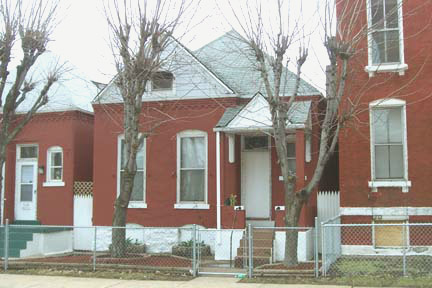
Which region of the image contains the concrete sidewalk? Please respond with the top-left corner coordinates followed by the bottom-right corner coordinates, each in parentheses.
top-left (0, 274), bottom-right (351, 288)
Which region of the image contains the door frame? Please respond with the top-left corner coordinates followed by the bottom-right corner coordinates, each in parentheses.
top-left (14, 144), bottom-right (39, 221)
top-left (240, 135), bottom-right (272, 219)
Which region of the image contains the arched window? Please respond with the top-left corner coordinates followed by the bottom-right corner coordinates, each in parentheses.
top-left (44, 146), bottom-right (64, 186)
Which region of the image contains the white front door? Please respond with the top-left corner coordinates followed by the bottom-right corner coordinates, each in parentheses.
top-left (241, 136), bottom-right (271, 219)
top-left (15, 162), bottom-right (38, 220)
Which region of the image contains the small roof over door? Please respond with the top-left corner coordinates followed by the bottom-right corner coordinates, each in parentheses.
top-left (215, 93), bottom-right (311, 133)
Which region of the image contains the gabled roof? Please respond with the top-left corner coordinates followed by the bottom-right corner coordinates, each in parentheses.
top-left (195, 30), bottom-right (320, 98)
top-left (2, 52), bottom-right (97, 114)
top-left (215, 93), bottom-right (312, 132)
top-left (94, 36), bottom-right (235, 104)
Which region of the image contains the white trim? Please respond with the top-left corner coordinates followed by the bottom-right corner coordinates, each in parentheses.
top-left (340, 207), bottom-right (432, 216)
top-left (368, 180), bottom-right (411, 192)
top-left (216, 131), bottom-right (221, 230)
top-left (369, 98), bottom-right (409, 192)
top-left (176, 130), bottom-right (208, 205)
top-left (42, 181), bottom-right (65, 187)
top-left (213, 124), bottom-right (305, 133)
top-left (117, 135), bottom-right (147, 207)
top-left (46, 146), bottom-right (64, 184)
top-left (366, 0), bottom-right (406, 77)
top-left (228, 134), bottom-right (235, 163)
top-left (128, 202), bottom-right (148, 209)
top-left (174, 203), bottom-right (210, 210)
top-left (16, 144), bottom-right (38, 161)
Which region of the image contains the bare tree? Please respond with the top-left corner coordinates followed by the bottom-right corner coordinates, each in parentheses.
top-left (104, 0), bottom-right (191, 257)
top-left (0, 0), bottom-right (60, 224)
top-left (223, 0), bottom-right (381, 265)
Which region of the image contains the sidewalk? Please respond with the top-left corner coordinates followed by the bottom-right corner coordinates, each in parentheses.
top-left (0, 274), bottom-right (350, 288)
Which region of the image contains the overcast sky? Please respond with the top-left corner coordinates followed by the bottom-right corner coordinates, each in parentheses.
top-left (47, 0), bottom-right (329, 92)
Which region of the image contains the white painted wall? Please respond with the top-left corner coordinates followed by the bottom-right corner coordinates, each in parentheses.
top-left (342, 245), bottom-right (432, 256)
top-left (20, 231), bottom-right (73, 258)
top-left (274, 230), bottom-right (314, 262)
top-left (73, 195), bottom-right (93, 250)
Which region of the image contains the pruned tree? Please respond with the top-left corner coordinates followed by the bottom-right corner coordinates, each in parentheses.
top-left (0, 0), bottom-right (60, 224)
top-left (104, 0), bottom-right (190, 257)
top-left (223, 0), bottom-right (390, 266)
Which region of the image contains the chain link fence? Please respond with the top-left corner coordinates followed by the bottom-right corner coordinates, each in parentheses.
top-left (322, 220), bottom-right (432, 277)
top-left (4, 219), bottom-right (432, 278)
top-left (1, 221), bottom-right (194, 273)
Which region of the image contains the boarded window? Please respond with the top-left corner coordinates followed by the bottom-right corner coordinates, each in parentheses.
top-left (374, 220), bottom-right (406, 247)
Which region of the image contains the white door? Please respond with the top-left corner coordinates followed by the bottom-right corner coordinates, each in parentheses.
top-left (15, 162), bottom-right (38, 220)
top-left (241, 147), bottom-right (271, 218)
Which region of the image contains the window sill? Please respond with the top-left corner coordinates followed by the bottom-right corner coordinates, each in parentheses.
top-left (365, 63), bottom-right (408, 77)
top-left (368, 180), bottom-right (411, 193)
top-left (174, 203), bottom-right (209, 210)
top-left (128, 202), bottom-right (147, 209)
top-left (42, 181), bottom-right (65, 187)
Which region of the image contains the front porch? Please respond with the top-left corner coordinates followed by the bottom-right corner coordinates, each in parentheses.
top-left (214, 94), bottom-right (315, 230)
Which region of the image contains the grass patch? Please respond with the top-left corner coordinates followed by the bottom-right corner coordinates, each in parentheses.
top-left (329, 256), bottom-right (432, 277)
top-left (0, 268), bottom-right (193, 281)
top-left (241, 276), bottom-right (432, 287)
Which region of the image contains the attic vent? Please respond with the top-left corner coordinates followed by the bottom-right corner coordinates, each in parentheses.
top-left (152, 71), bottom-right (174, 91)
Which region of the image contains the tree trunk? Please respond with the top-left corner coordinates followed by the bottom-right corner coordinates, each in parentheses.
top-left (283, 195), bottom-right (303, 266)
top-left (111, 170), bottom-right (135, 257)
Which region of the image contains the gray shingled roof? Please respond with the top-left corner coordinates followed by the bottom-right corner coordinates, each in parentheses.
top-left (215, 106), bottom-right (244, 127)
top-left (195, 30), bottom-right (320, 98)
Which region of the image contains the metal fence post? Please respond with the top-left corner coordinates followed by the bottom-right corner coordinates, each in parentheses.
top-left (93, 226), bottom-right (97, 271)
top-left (247, 224), bottom-right (253, 278)
top-left (192, 224), bottom-right (197, 277)
top-left (321, 222), bottom-right (326, 277)
top-left (3, 219), bottom-right (9, 271)
top-left (402, 223), bottom-right (407, 277)
top-left (314, 217), bottom-right (319, 278)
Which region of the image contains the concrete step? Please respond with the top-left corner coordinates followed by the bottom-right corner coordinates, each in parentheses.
top-left (239, 238), bottom-right (273, 248)
top-left (0, 247), bottom-right (21, 258)
top-left (234, 255), bottom-right (272, 268)
top-left (237, 247), bottom-right (272, 257)
top-left (0, 239), bottom-right (28, 250)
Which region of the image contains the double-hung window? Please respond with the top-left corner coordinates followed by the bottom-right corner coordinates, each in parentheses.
top-left (175, 130), bottom-right (208, 209)
top-left (118, 136), bottom-right (146, 208)
top-left (369, 99), bottom-right (410, 192)
top-left (366, 0), bottom-right (407, 75)
top-left (43, 146), bottom-right (64, 187)
top-left (287, 143), bottom-right (296, 174)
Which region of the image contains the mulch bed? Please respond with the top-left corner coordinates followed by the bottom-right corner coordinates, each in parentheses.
top-left (15, 254), bottom-right (191, 268)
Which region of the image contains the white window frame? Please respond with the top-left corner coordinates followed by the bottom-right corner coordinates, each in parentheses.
top-left (117, 135), bottom-right (147, 208)
top-left (145, 71), bottom-right (176, 99)
top-left (369, 98), bottom-right (410, 192)
top-left (16, 144), bottom-right (38, 161)
top-left (287, 142), bottom-right (296, 175)
top-left (365, 0), bottom-right (407, 76)
top-left (175, 130), bottom-right (209, 210)
top-left (43, 146), bottom-right (65, 187)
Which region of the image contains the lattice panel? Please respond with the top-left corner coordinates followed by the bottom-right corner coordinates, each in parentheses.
top-left (73, 181), bottom-right (93, 196)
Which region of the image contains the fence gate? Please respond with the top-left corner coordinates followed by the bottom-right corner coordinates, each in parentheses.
top-left (196, 228), bottom-right (248, 276)
top-left (317, 191), bottom-right (340, 253)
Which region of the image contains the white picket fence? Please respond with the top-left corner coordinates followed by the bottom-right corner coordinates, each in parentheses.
top-left (317, 191), bottom-right (340, 253)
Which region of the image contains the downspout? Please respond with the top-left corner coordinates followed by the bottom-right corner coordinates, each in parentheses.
top-left (1, 163), bottom-right (4, 225)
top-left (216, 131), bottom-right (221, 230)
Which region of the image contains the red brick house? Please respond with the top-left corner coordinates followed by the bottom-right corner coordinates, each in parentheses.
top-left (92, 31), bottom-right (323, 229)
top-left (1, 53), bottom-right (96, 225)
top-left (338, 0), bottom-right (432, 246)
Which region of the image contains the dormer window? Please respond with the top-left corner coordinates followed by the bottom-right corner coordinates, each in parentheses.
top-left (151, 71), bottom-right (174, 91)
